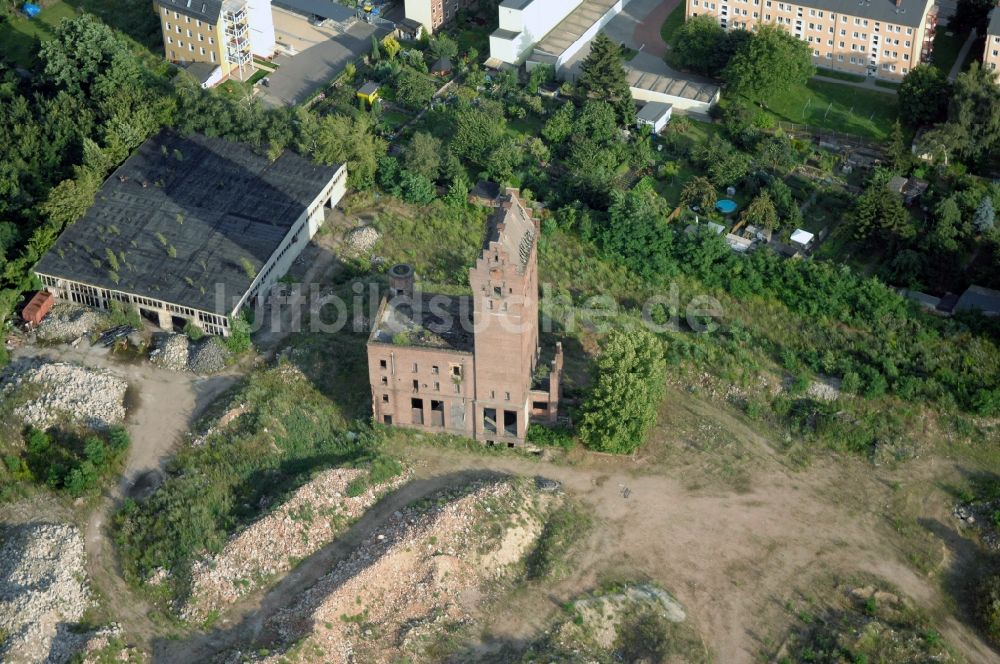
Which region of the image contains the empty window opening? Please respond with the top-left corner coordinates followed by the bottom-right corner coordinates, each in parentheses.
top-left (503, 410), bottom-right (517, 437)
top-left (411, 398), bottom-right (424, 425)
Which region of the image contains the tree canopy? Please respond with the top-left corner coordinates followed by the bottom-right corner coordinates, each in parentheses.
top-left (579, 328), bottom-right (667, 454)
top-left (724, 25), bottom-right (814, 102)
top-left (577, 32), bottom-right (635, 125)
top-left (898, 64), bottom-right (951, 128)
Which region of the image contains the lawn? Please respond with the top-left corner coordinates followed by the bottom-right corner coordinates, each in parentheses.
top-left (0, 1), bottom-right (78, 68)
top-left (751, 79), bottom-right (898, 140)
top-left (932, 30), bottom-right (964, 73)
top-left (660, 3), bottom-right (685, 47)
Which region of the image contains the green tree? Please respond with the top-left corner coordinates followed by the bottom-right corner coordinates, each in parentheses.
top-left (579, 328), bottom-right (666, 454)
top-left (39, 14), bottom-right (131, 96)
top-left (450, 100), bottom-right (508, 170)
top-left (371, 34), bottom-right (381, 61)
top-left (755, 134), bottom-right (795, 173)
top-left (937, 63), bottom-right (1000, 165)
top-left (851, 169), bottom-right (912, 243)
top-left (692, 134), bottom-right (751, 186)
top-left (898, 64), bottom-right (951, 128)
top-left (952, 0), bottom-right (995, 32)
top-left (403, 131), bottom-right (442, 181)
top-left (680, 176), bottom-right (717, 211)
top-left (577, 32), bottom-right (635, 125)
top-left (307, 114), bottom-right (387, 189)
top-left (887, 120), bottom-right (910, 172)
top-left (766, 178), bottom-right (802, 227)
top-left (600, 187), bottom-right (676, 278)
top-left (928, 196), bottom-right (962, 252)
top-left (542, 102), bottom-right (575, 144)
top-left (724, 25), bottom-right (814, 103)
top-left (742, 191), bottom-right (778, 230)
top-left (429, 34), bottom-right (458, 61)
top-left (975, 196), bottom-right (995, 233)
top-left (669, 15), bottom-right (728, 76)
top-left (394, 68), bottom-right (436, 110)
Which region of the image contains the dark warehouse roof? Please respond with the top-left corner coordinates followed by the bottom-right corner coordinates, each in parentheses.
top-left (35, 130), bottom-right (342, 315)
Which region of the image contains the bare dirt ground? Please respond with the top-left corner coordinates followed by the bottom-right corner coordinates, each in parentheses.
top-left (8, 326), bottom-right (996, 662)
top-left (126, 387), bottom-right (997, 663)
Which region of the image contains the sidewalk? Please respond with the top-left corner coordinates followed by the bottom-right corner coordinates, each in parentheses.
top-left (813, 74), bottom-right (897, 94)
top-left (949, 28), bottom-right (977, 80)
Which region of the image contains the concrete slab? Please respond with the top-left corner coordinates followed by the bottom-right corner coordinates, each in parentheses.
top-left (260, 21), bottom-right (386, 107)
top-left (601, 0), bottom-right (670, 52)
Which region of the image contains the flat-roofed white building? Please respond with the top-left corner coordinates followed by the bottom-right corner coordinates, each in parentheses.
top-left (489, 0), bottom-right (583, 65)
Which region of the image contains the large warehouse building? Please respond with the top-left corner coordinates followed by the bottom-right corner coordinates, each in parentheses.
top-left (35, 130), bottom-right (346, 336)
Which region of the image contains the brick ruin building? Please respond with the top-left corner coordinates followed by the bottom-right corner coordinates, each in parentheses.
top-left (366, 189), bottom-right (563, 446)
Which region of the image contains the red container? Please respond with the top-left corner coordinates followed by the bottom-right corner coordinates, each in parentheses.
top-left (21, 291), bottom-right (54, 326)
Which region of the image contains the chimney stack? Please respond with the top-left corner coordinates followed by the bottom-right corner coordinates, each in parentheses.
top-left (388, 263), bottom-right (415, 299)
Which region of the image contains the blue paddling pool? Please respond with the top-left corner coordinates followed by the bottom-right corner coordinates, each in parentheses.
top-left (716, 199), bottom-right (738, 214)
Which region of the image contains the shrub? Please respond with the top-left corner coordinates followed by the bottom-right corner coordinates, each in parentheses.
top-left (979, 572), bottom-right (1000, 644)
top-left (526, 423), bottom-right (575, 449)
top-left (224, 312), bottom-right (253, 354)
top-left (183, 320), bottom-right (205, 341)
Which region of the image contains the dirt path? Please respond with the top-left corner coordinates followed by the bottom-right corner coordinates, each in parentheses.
top-left (12, 342), bottom-right (243, 647)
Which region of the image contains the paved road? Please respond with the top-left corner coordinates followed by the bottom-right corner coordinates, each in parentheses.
top-left (601, 0), bottom-right (676, 56)
top-left (260, 21), bottom-right (387, 108)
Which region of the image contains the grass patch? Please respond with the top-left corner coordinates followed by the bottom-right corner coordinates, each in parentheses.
top-left (525, 500), bottom-right (592, 580)
top-left (776, 575), bottom-right (960, 663)
top-left (0, 1), bottom-right (78, 68)
top-left (368, 200), bottom-right (487, 290)
top-left (747, 78), bottom-right (898, 140)
top-left (932, 30), bottom-right (964, 73)
top-left (660, 2), bottom-right (686, 47)
top-left (814, 67), bottom-right (866, 83)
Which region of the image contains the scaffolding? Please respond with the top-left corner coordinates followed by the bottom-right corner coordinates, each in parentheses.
top-left (222, 0), bottom-right (252, 77)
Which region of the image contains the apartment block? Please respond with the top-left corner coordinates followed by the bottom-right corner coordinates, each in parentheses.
top-left (985, 8), bottom-right (1000, 72)
top-left (155, 0), bottom-right (275, 85)
top-left (404, 0), bottom-right (475, 35)
top-left (685, 0), bottom-right (938, 80)
top-left (367, 191), bottom-right (563, 447)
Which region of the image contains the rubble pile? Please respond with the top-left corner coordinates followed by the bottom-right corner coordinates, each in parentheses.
top-left (1, 359), bottom-right (128, 430)
top-left (251, 479), bottom-right (544, 664)
top-left (151, 334), bottom-right (230, 374)
top-left (187, 338), bottom-right (230, 375)
top-left (150, 334), bottom-right (189, 371)
top-left (183, 467), bottom-right (409, 621)
top-left (0, 523), bottom-right (93, 664)
top-left (345, 225), bottom-right (380, 255)
top-left (35, 305), bottom-right (107, 342)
